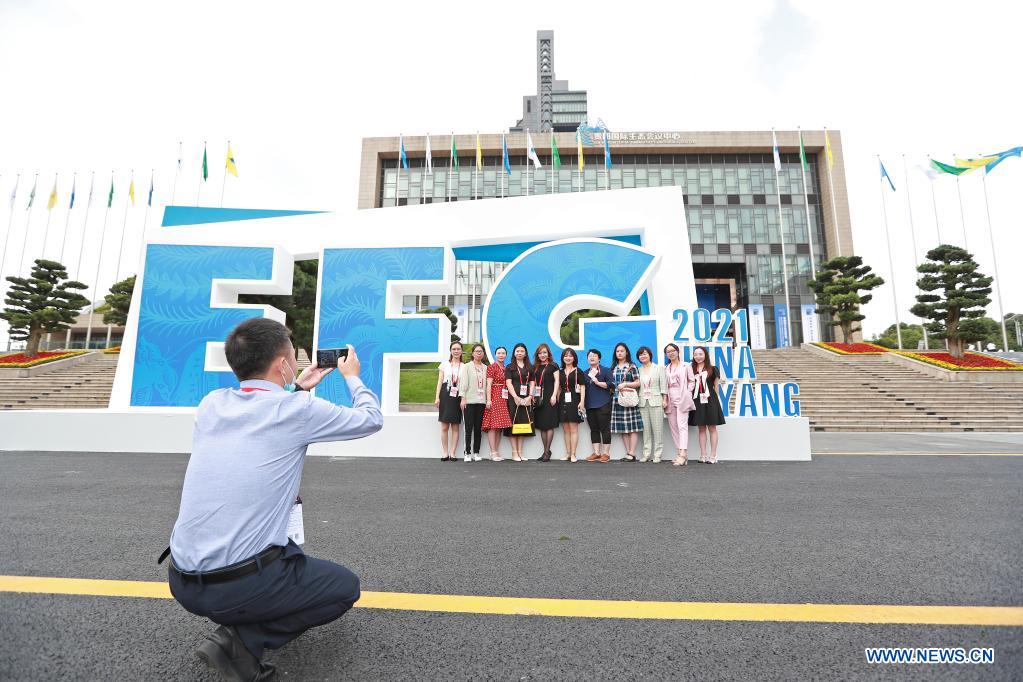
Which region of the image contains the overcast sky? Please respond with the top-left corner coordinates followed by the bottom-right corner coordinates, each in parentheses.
top-left (1, 0), bottom-right (1020, 348)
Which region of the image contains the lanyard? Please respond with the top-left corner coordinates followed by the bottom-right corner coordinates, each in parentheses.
top-left (450, 361), bottom-right (460, 385)
top-left (240, 387), bottom-right (269, 393)
top-left (473, 363), bottom-right (484, 389)
top-left (565, 368), bottom-right (575, 393)
top-left (516, 363), bottom-right (528, 386)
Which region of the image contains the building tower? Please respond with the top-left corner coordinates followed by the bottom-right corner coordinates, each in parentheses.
top-left (512, 30), bottom-right (587, 133)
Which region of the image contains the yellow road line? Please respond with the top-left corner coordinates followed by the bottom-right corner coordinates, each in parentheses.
top-left (814, 452), bottom-right (1023, 457)
top-left (1, 575), bottom-right (1021, 626)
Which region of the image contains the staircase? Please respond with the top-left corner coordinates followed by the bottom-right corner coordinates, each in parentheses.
top-left (0, 350), bottom-right (313, 411)
top-left (752, 347), bottom-right (1023, 432)
top-left (0, 353), bottom-right (119, 410)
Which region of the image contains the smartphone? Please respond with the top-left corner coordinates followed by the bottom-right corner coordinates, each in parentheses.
top-left (315, 348), bottom-right (349, 368)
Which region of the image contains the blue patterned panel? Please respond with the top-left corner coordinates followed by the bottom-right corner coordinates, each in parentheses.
top-left (578, 318), bottom-right (659, 365)
top-left (131, 244), bottom-right (276, 407)
top-left (316, 248), bottom-right (444, 407)
top-left (484, 240), bottom-right (656, 360)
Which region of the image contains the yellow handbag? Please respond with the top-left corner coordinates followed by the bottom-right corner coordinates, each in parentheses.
top-left (511, 405), bottom-right (534, 435)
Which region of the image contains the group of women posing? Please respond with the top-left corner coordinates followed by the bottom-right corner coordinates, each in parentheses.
top-left (434, 340), bottom-right (726, 466)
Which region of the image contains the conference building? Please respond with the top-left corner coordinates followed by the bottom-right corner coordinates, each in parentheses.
top-left (357, 129), bottom-right (853, 348)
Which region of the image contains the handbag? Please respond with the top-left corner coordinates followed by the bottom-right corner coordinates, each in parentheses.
top-left (511, 404), bottom-right (534, 435)
top-left (616, 365), bottom-right (640, 408)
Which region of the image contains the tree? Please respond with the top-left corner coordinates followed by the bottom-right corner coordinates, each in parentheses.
top-left (240, 260), bottom-right (319, 359)
top-left (2, 259), bottom-right (89, 358)
top-left (559, 302), bottom-right (643, 346)
top-left (910, 245), bottom-right (992, 358)
top-left (871, 322), bottom-right (943, 350)
top-left (95, 275), bottom-right (135, 326)
top-left (419, 306), bottom-right (459, 343)
top-left (806, 256), bottom-right (885, 343)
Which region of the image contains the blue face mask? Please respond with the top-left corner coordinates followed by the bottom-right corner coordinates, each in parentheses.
top-left (280, 361), bottom-right (298, 393)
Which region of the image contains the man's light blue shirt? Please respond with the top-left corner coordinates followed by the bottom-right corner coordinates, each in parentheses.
top-left (170, 376), bottom-right (382, 572)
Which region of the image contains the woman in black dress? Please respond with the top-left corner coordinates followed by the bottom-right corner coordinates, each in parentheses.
top-left (530, 343), bottom-right (560, 462)
top-left (558, 347), bottom-right (587, 462)
top-left (504, 343), bottom-right (534, 462)
top-left (688, 345), bottom-right (726, 463)
top-left (434, 340), bottom-right (463, 461)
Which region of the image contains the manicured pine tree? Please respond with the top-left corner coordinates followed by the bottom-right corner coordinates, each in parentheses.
top-left (806, 255), bottom-right (885, 343)
top-left (2, 259), bottom-right (89, 358)
top-left (96, 275), bottom-right (136, 326)
top-left (910, 244), bottom-right (992, 358)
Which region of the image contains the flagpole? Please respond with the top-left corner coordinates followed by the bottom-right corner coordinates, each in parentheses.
top-left (396, 134), bottom-right (402, 207)
top-left (473, 132), bottom-right (478, 201)
top-left (108, 169), bottom-right (134, 348)
top-left (447, 133), bottom-right (453, 203)
top-left (823, 127), bottom-right (843, 256)
top-left (525, 130), bottom-right (530, 197)
top-left (58, 172), bottom-right (76, 264)
top-left (66, 171), bottom-right (95, 348)
top-left (926, 156), bottom-right (942, 244)
top-left (952, 154), bottom-right (968, 249)
top-left (196, 140), bottom-right (205, 207)
top-left (220, 140), bottom-right (229, 207)
top-left (772, 132), bottom-right (793, 346)
top-left (0, 173), bottom-right (18, 280)
top-left (85, 172), bottom-right (113, 350)
top-left (171, 141), bottom-right (182, 205)
top-left (797, 130), bottom-right (816, 282)
top-left (979, 173), bottom-right (1009, 351)
top-left (41, 173), bottom-right (57, 260)
top-left (17, 173), bottom-right (39, 275)
top-left (901, 154), bottom-right (928, 349)
top-left (136, 169), bottom-right (153, 268)
top-left (878, 156), bottom-right (903, 350)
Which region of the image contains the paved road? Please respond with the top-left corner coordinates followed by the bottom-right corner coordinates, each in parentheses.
top-left (1, 452), bottom-right (1020, 680)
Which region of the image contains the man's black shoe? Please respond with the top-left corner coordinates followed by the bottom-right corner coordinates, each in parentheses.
top-left (196, 625), bottom-right (275, 681)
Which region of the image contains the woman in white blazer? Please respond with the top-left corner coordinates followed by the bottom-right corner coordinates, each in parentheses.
top-left (635, 346), bottom-right (669, 463)
top-left (663, 343), bottom-right (696, 466)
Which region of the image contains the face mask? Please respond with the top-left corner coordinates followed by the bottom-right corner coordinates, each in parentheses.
top-left (280, 360), bottom-right (298, 393)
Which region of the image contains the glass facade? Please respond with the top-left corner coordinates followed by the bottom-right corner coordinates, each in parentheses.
top-left (379, 152), bottom-right (831, 347)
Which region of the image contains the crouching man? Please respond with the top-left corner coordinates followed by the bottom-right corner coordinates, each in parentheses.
top-left (164, 318), bottom-right (382, 681)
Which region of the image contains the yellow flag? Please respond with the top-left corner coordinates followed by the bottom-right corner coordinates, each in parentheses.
top-left (824, 129), bottom-right (834, 170)
top-left (226, 143), bottom-right (239, 177)
top-left (577, 130), bottom-right (585, 170)
top-left (47, 179), bottom-right (58, 210)
top-left (475, 134), bottom-right (482, 168)
top-left (954, 155), bottom-right (997, 171)
top-left (128, 177), bottom-right (136, 206)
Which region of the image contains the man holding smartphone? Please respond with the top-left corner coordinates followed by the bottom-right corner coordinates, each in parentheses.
top-left (165, 317), bottom-right (382, 681)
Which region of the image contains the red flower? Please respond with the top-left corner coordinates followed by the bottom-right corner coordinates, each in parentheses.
top-left (899, 351), bottom-right (1023, 370)
top-left (817, 342), bottom-right (889, 355)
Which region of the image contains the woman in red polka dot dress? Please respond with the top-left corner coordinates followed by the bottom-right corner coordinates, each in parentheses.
top-left (482, 346), bottom-right (513, 460)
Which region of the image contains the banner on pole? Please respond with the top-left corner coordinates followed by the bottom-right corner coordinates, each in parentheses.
top-left (800, 304), bottom-right (820, 344)
top-left (774, 304), bottom-right (791, 348)
top-left (749, 304), bottom-right (767, 349)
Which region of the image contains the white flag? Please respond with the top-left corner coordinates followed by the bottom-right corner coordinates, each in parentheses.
top-left (526, 129), bottom-right (542, 169)
top-left (916, 160), bottom-right (940, 181)
top-left (772, 129), bottom-right (782, 171)
top-left (425, 134), bottom-right (433, 175)
top-left (8, 175), bottom-right (17, 209)
top-left (87, 173), bottom-right (95, 206)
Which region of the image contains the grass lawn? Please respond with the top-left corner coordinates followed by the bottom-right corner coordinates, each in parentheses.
top-left (399, 367), bottom-right (437, 403)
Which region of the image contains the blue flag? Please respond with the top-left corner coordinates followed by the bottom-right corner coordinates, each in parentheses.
top-left (502, 135), bottom-right (511, 174)
top-left (880, 159), bottom-right (895, 191)
top-left (148, 175), bottom-right (154, 207)
top-left (604, 134), bottom-right (612, 169)
top-left (398, 134), bottom-right (409, 170)
top-left (984, 145), bottom-right (1022, 174)
top-left (69, 175), bottom-right (76, 209)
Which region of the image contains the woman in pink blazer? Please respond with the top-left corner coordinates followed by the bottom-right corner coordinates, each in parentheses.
top-left (663, 343), bottom-right (696, 466)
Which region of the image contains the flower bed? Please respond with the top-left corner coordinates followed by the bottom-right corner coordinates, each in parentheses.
top-left (895, 351), bottom-right (1023, 371)
top-left (814, 342), bottom-right (890, 355)
top-left (0, 350), bottom-right (87, 368)
top-left (103, 346), bottom-right (121, 354)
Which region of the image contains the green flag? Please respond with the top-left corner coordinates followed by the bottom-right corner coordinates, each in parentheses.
top-left (202, 145), bottom-right (209, 181)
top-left (799, 130), bottom-right (808, 171)
top-left (450, 136), bottom-right (459, 171)
top-left (107, 179), bottom-right (114, 208)
top-left (930, 158), bottom-right (970, 176)
top-left (551, 132), bottom-right (561, 169)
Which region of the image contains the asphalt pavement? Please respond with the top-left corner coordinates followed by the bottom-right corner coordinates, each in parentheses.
top-left (1, 451), bottom-right (1020, 680)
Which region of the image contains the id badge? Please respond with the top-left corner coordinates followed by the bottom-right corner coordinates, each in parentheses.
top-left (700, 394), bottom-right (709, 404)
top-left (501, 388), bottom-right (509, 399)
top-left (564, 391), bottom-right (572, 404)
top-left (519, 385), bottom-right (528, 397)
top-left (449, 386), bottom-right (458, 398)
top-left (532, 387), bottom-right (542, 398)
top-left (287, 499), bottom-right (305, 545)
top-left (643, 389), bottom-right (653, 399)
